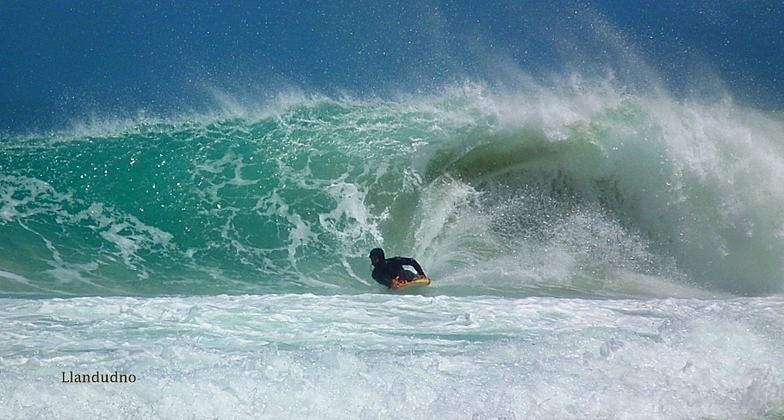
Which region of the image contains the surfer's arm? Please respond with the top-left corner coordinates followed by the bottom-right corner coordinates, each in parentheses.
top-left (399, 258), bottom-right (425, 276)
top-left (372, 270), bottom-right (394, 288)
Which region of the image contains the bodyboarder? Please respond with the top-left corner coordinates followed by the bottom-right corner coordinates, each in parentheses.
top-left (368, 248), bottom-right (427, 289)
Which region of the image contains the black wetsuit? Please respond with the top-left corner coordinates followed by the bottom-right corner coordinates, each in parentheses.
top-left (372, 257), bottom-right (425, 288)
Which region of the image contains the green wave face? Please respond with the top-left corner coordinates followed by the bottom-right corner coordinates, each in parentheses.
top-left (2, 85), bottom-right (784, 297)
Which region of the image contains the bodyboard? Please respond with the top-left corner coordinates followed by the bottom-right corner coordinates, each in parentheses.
top-left (390, 276), bottom-right (431, 291)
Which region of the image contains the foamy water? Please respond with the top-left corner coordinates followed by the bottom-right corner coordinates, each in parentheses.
top-left (2, 294), bottom-right (783, 419)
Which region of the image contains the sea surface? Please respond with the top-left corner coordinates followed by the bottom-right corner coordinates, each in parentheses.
top-left (1, 1), bottom-right (783, 419)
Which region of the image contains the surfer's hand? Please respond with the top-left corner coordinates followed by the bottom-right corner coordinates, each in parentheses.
top-left (391, 277), bottom-right (405, 288)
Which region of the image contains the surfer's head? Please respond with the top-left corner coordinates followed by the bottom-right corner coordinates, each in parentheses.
top-left (369, 248), bottom-right (385, 266)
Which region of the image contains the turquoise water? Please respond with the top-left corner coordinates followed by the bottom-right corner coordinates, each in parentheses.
top-left (2, 83), bottom-right (784, 418)
top-left (2, 84), bottom-right (784, 298)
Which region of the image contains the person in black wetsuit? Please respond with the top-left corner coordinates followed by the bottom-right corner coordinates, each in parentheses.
top-left (369, 248), bottom-right (426, 288)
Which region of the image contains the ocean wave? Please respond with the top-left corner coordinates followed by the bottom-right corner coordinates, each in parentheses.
top-left (1, 80), bottom-right (783, 297)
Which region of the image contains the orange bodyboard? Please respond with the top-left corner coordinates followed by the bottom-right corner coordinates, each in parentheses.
top-left (390, 276), bottom-right (431, 290)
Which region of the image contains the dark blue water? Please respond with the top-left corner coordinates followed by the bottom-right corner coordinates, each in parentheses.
top-left (2, 1), bottom-right (782, 133)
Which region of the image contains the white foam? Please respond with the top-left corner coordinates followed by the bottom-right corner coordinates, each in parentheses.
top-left (1, 294), bottom-right (782, 419)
